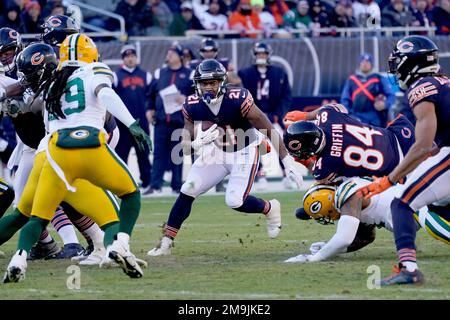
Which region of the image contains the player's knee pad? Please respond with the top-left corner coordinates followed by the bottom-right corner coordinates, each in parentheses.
top-left (225, 192), bottom-right (243, 209)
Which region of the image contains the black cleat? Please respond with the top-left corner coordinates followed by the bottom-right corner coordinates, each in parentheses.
top-left (28, 240), bottom-right (60, 260)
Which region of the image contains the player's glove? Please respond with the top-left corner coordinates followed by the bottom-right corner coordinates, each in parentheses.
top-left (358, 176), bottom-right (393, 199)
top-left (283, 110), bottom-right (308, 128)
top-left (282, 155), bottom-right (304, 189)
top-left (191, 123), bottom-right (220, 151)
top-left (284, 253), bottom-right (314, 263)
top-left (309, 241), bottom-right (326, 255)
top-left (129, 119), bottom-right (152, 152)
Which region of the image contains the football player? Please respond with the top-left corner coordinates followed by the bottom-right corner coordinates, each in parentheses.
top-left (358, 36), bottom-right (450, 285)
top-left (147, 59), bottom-right (304, 256)
top-left (0, 27), bottom-right (22, 79)
top-left (284, 180), bottom-right (450, 263)
top-left (283, 104), bottom-right (415, 183)
top-left (0, 21), bottom-right (109, 260)
top-left (2, 34), bottom-right (151, 283)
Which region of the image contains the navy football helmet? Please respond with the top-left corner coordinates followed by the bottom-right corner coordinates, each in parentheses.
top-left (199, 38), bottom-right (219, 59)
top-left (41, 15), bottom-right (80, 46)
top-left (252, 42), bottom-right (272, 65)
top-left (16, 43), bottom-right (58, 92)
top-left (283, 121), bottom-right (325, 160)
top-left (388, 35), bottom-right (439, 90)
top-left (193, 59), bottom-right (227, 104)
top-left (0, 27), bottom-right (23, 72)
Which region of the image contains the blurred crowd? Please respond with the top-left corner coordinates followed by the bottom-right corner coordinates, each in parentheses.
top-left (0, 0), bottom-right (448, 37)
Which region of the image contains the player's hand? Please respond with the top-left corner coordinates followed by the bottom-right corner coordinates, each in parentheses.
top-left (191, 123), bottom-right (220, 151)
top-left (282, 155), bottom-right (304, 189)
top-left (310, 242), bottom-right (326, 255)
top-left (284, 253), bottom-right (314, 263)
top-left (358, 176), bottom-right (393, 199)
top-left (129, 119), bottom-right (153, 152)
top-left (283, 110), bottom-right (308, 127)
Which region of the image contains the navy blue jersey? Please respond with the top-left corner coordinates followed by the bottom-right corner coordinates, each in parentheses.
top-left (312, 105), bottom-right (415, 181)
top-left (406, 76), bottom-right (450, 147)
top-left (182, 87), bottom-right (258, 151)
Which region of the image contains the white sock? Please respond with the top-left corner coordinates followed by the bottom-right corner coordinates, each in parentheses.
top-left (84, 224), bottom-right (104, 249)
top-left (40, 234), bottom-right (53, 244)
top-left (57, 225), bottom-right (79, 245)
top-left (403, 261), bottom-right (418, 272)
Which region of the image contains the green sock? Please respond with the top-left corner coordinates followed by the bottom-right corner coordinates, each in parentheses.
top-left (102, 221), bottom-right (120, 247)
top-left (118, 191), bottom-right (141, 236)
top-left (0, 208), bottom-right (29, 245)
top-left (17, 216), bottom-right (49, 253)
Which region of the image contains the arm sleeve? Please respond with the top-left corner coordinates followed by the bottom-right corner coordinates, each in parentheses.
top-left (147, 77), bottom-right (158, 111)
top-left (309, 215), bottom-right (360, 262)
top-left (97, 86), bottom-right (135, 128)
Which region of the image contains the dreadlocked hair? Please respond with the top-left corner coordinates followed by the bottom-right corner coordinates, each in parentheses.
top-left (37, 66), bottom-right (78, 119)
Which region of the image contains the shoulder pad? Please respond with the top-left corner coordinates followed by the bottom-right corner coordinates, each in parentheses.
top-left (334, 177), bottom-right (373, 212)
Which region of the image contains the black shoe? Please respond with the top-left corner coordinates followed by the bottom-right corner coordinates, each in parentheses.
top-left (379, 265), bottom-right (425, 286)
top-left (28, 240), bottom-right (60, 260)
top-left (45, 243), bottom-right (85, 260)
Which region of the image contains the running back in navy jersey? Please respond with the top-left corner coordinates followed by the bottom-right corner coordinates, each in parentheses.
top-left (406, 76), bottom-right (450, 147)
top-left (312, 105), bottom-right (408, 181)
top-left (182, 86), bottom-right (258, 151)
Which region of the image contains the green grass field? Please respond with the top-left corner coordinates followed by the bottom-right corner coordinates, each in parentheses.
top-left (0, 192), bottom-right (449, 299)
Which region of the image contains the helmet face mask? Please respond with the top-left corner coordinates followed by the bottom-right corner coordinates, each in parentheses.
top-left (283, 121), bottom-right (325, 160)
top-left (388, 36), bottom-right (439, 90)
top-left (194, 59), bottom-right (227, 104)
top-left (302, 184), bottom-right (340, 225)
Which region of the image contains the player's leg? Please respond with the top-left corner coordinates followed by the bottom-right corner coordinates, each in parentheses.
top-left (382, 149), bottom-right (450, 286)
top-left (3, 158), bottom-right (68, 283)
top-left (148, 152), bottom-right (229, 256)
top-left (414, 205), bottom-right (450, 245)
top-left (62, 179), bottom-right (121, 265)
top-left (225, 146), bottom-right (281, 238)
top-left (63, 143), bottom-right (143, 278)
top-left (11, 148), bottom-right (60, 258)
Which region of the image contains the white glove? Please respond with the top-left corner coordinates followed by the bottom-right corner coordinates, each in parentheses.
top-left (284, 253), bottom-right (314, 263)
top-left (191, 123), bottom-right (220, 151)
top-left (282, 155), bottom-right (304, 189)
top-left (309, 241), bottom-right (327, 255)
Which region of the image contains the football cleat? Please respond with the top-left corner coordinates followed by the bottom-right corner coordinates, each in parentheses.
top-left (46, 243), bottom-right (85, 260)
top-left (28, 239), bottom-right (60, 260)
top-left (107, 233), bottom-right (143, 278)
top-left (266, 199), bottom-right (281, 238)
top-left (71, 244), bottom-right (94, 262)
top-left (147, 236), bottom-right (173, 256)
top-left (378, 265), bottom-right (425, 286)
top-left (3, 250), bottom-right (27, 283)
top-left (78, 247), bottom-right (105, 265)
